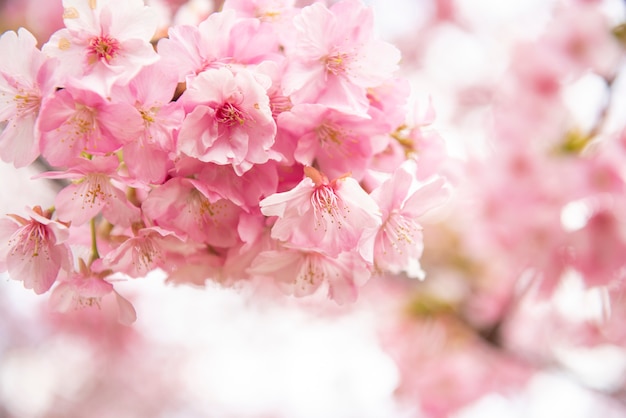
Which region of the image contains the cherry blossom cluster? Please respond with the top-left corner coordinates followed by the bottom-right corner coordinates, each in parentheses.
top-left (0, 0), bottom-right (448, 323)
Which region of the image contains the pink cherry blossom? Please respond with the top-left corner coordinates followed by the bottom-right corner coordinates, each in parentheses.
top-left (223, 0), bottom-right (295, 22)
top-left (193, 161), bottom-right (280, 211)
top-left (141, 176), bottom-right (243, 247)
top-left (0, 28), bottom-right (58, 167)
top-left (49, 260), bottom-right (136, 325)
top-left (259, 166), bottom-right (381, 260)
top-left (38, 84), bottom-right (144, 167)
top-left (282, 0), bottom-right (400, 115)
top-left (177, 67), bottom-right (277, 174)
top-left (100, 226), bottom-right (192, 279)
top-left (43, 0), bottom-right (159, 95)
top-left (157, 9), bottom-right (280, 83)
top-left (371, 161), bottom-right (448, 278)
top-left (110, 62), bottom-right (184, 184)
top-left (277, 103), bottom-right (390, 181)
top-left (248, 246), bottom-right (371, 304)
top-left (40, 155), bottom-right (141, 227)
top-left (0, 206), bottom-right (70, 294)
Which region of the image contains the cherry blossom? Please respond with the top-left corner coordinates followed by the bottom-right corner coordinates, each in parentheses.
top-left (0, 206), bottom-right (70, 294)
top-left (43, 0), bottom-right (159, 95)
top-left (249, 246), bottom-right (372, 304)
top-left (371, 161), bottom-right (448, 278)
top-left (0, 28), bottom-right (57, 167)
top-left (177, 67), bottom-right (277, 174)
top-left (277, 103), bottom-right (390, 181)
top-left (49, 260), bottom-right (136, 325)
top-left (260, 166), bottom-right (381, 260)
top-left (38, 84), bottom-right (144, 167)
top-left (283, 0), bottom-right (401, 115)
top-left (39, 155), bottom-right (141, 227)
top-left (110, 61), bottom-right (184, 184)
top-left (157, 9), bottom-right (280, 83)
top-left (141, 176), bottom-right (243, 247)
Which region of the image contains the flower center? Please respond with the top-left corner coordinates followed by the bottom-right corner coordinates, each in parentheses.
top-left (383, 212), bottom-right (420, 253)
top-left (316, 123), bottom-right (343, 146)
top-left (12, 222), bottom-right (50, 258)
top-left (324, 53), bottom-right (350, 76)
top-left (13, 89), bottom-right (41, 118)
top-left (88, 35), bottom-right (121, 64)
top-left (135, 237), bottom-right (161, 270)
top-left (310, 185), bottom-right (347, 230)
top-left (216, 103), bottom-right (246, 127)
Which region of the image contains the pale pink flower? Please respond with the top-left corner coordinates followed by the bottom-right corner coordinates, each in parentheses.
top-left (49, 260), bottom-right (136, 325)
top-left (141, 177), bottom-right (243, 247)
top-left (165, 249), bottom-right (226, 286)
top-left (223, 0), bottom-right (295, 21)
top-left (248, 246), bottom-right (371, 304)
top-left (40, 155), bottom-right (141, 227)
top-left (259, 166), bottom-right (381, 260)
top-left (101, 226), bottom-right (192, 279)
top-left (111, 62), bottom-right (184, 184)
top-left (0, 28), bottom-right (58, 167)
top-left (157, 9), bottom-right (280, 83)
top-left (38, 84), bottom-right (144, 167)
top-left (366, 77), bottom-right (411, 133)
top-left (283, 0), bottom-right (400, 115)
top-left (223, 0), bottom-right (298, 46)
top-left (177, 67), bottom-right (277, 175)
top-left (43, 0), bottom-right (159, 95)
top-left (0, 206), bottom-right (70, 294)
top-left (193, 161), bottom-right (280, 211)
top-left (277, 103), bottom-right (390, 181)
top-left (371, 161), bottom-right (448, 278)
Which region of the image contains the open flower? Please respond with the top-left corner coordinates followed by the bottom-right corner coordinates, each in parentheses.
top-left (278, 103), bottom-right (390, 181)
top-left (43, 0), bottom-right (159, 94)
top-left (0, 28), bottom-right (58, 167)
top-left (110, 61), bottom-right (184, 184)
top-left (0, 206), bottom-right (71, 294)
top-left (38, 84), bottom-right (144, 167)
top-left (39, 155), bottom-right (141, 227)
top-left (283, 0), bottom-right (400, 115)
top-left (248, 246), bottom-right (371, 304)
top-left (50, 260), bottom-right (137, 325)
top-left (371, 161), bottom-right (448, 278)
top-left (259, 166), bottom-right (381, 260)
top-left (177, 67), bottom-right (277, 175)
top-left (157, 9), bottom-right (280, 83)
top-left (141, 177), bottom-right (243, 247)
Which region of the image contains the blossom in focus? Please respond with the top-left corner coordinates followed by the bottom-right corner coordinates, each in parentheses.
top-left (157, 9), bottom-right (280, 83)
top-left (260, 166), bottom-right (381, 260)
top-left (110, 61), bottom-right (184, 184)
top-left (277, 103), bottom-right (390, 181)
top-left (39, 155), bottom-right (141, 227)
top-left (43, 0), bottom-right (159, 95)
top-left (371, 161), bottom-right (448, 278)
top-left (249, 246), bottom-right (371, 304)
top-left (0, 28), bottom-right (57, 167)
top-left (38, 84), bottom-right (144, 167)
top-left (178, 67), bottom-right (277, 175)
top-left (0, 206), bottom-right (70, 294)
top-left (141, 176), bottom-right (243, 247)
top-left (283, 0), bottom-right (401, 116)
